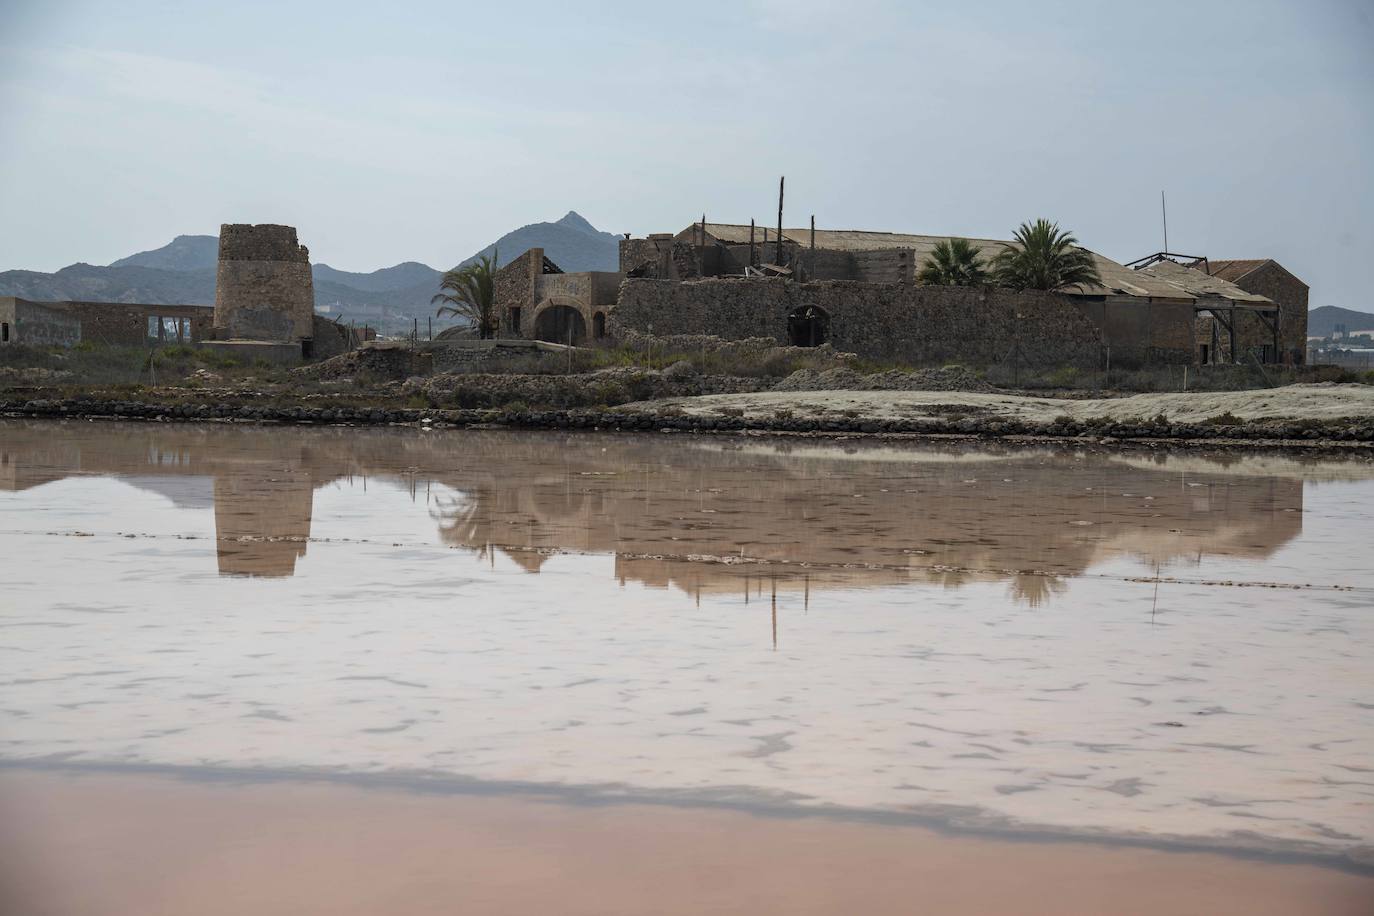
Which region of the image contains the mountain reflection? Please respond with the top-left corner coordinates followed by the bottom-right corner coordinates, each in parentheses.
top-left (0, 422), bottom-right (1332, 604)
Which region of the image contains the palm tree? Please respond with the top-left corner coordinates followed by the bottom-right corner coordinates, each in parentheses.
top-left (991, 220), bottom-right (1102, 292)
top-left (432, 251), bottom-right (499, 338)
top-left (918, 238), bottom-right (988, 286)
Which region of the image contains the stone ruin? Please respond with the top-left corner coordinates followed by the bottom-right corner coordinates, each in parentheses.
top-left (213, 223), bottom-right (317, 354)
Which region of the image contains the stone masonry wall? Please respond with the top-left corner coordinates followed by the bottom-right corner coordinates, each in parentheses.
top-left (1229, 262), bottom-right (1309, 363)
top-left (14, 299), bottom-right (212, 346)
top-left (610, 279), bottom-right (1108, 369)
top-left (494, 248), bottom-right (541, 336)
top-left (1192, 264), bottom-right (1308, 366)
top-left (214, 224), bottom-right (315, 341)
top-left (0, 298), bottom-right (82, 347)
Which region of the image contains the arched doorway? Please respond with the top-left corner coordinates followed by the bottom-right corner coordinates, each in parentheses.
top-left (787, 305), bottom-right (830, 347)
top-left (592, 312), bottom-right (607, 340)
top-left (533, 305), bottom-right (587, 345)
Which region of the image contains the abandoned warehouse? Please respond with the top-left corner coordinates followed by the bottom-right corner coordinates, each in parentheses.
top-left (491, 220), bottom-right (1307, 370)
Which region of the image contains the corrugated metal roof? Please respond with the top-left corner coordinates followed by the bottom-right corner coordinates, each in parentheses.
top-left (1205, 259), bottom-right (1270, 283)
top-left (687, 222), bottom-right (1209, 301)
top-left (1132, 260), bottom-right (1273, 305)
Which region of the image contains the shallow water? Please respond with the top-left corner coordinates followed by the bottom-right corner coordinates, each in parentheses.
top-left (2, 419), bottom-right (1372, 866)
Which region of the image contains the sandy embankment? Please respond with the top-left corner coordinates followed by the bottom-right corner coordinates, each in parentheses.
top-left (627, 383), bottom-right (1374, 425)
top-left (2, 770), bottom-right (1371, 916)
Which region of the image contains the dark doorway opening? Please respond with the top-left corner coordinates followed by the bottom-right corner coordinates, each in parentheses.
top-left (301, 338), bottom-right (314, 360)
top-left (1, 322), bottom-right (9, 342)
top-left (533, 305), bottom-right (587, 345)
top-left (508, 307), bottom-right (522, 335)
top-left (592, 312), bottom-right (607, 339)
top-left (787, 305), bottom-right (830, 347)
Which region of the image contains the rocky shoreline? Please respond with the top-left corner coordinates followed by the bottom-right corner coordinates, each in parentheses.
top-left (5, 395), bottom-right (1374, 450)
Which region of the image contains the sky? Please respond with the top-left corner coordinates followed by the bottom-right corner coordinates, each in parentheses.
top-left (0, 0), bottom-right (1370, 307)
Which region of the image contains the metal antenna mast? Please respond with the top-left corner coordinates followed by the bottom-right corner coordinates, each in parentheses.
top-left (1161, 190), bottom-right (1169, 254)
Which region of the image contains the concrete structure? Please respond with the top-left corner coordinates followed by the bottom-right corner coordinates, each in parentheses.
top-left (0, 296), bottom-right (210, 347)
top-left (0, 298), bottom-right (82, 347)
top-left (492, 218), bottom-right (1293, 370)
top-left (213, 224), bottom-right (316, 355)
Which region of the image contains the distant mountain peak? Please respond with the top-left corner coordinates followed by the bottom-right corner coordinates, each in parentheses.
top-left (555, 210), bottom-right (599, 235)
top-left (458, 211), bottom-right (618, 273)
top-left (109, 235), bottom-right (218, 272)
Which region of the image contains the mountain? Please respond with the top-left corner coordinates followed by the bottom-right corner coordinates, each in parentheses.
top-left (0, 210), bottom-right (620, 328)
top-left (1308, 305), bottom-right (1374, 337)
top-left (461, 210), bottom-right (620, 272)
top-left (0, 263), bottom-right (216, 304)
top-left (312, 261), bottom-right (442, 293)
top-left (110, 235), bottom-right (219, 271)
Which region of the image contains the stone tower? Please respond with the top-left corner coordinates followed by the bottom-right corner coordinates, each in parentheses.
top-left (214, 224), bottom-right (315, 342)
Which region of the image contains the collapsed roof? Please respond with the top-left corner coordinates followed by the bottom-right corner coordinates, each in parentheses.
top-left (685, 222), bottom-right (1271, 307)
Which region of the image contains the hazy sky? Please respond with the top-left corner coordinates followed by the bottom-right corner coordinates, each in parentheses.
top-left (1, 1), bottom-right (1370, 306)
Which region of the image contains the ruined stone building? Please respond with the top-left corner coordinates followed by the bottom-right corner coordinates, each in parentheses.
top-left (0, 296), bottom-right (212, 348)
top-left (1188, 258), bottom-right (1309, 365)
top-left (0, 223), bottom-right (340, 361)
top-left (209, 223), bottom-right (348, 362)
top-left (491, 218), bottom-right (1308, 369)
top-left (0, 298), bottom-right (83, 347)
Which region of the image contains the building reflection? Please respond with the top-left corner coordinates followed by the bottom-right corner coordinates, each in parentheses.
top-left (0, 422), bottom-right (1332, 603)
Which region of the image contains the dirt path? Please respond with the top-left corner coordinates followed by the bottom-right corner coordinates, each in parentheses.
top-left (627, 383), bottom-right (1374, 424)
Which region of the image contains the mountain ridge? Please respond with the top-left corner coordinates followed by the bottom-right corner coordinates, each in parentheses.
top-left (1308, 305), bottom-right (1374, 337)
top-left (0, 211), bottom-right (620, 323)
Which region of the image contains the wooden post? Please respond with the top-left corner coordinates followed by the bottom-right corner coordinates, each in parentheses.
top-left (810, 214), bottom-right (815, 281)
top-left (749, 219), bottom-right (756, 269)
top-left (1229, 307), bottom-right (1237, 364)
top-left (776, 176), bottom-right (785, 267)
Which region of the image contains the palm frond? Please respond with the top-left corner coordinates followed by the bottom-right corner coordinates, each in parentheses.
top-left (432, 251), bottom-right (501, 337)
top-left (917, 238), bottom-right (988, 286)
top-left (991, 220), bottom-right (1102, 291)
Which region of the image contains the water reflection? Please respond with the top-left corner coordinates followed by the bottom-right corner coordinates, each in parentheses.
top-left (0, 421), bottom-right (1334, 603)
top-left (5, 419), bottom-right (1374, 862)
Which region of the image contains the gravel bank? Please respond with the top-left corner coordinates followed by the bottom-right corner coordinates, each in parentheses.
top-left (4, 389), bottom-right (1374, 449)
top-left (628, 383), bottom-right (1374, 425)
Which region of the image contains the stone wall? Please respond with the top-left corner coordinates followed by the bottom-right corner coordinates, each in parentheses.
top-left (852, 249), bottom-right (915, 284)
top-left (1228, 262), bottom-right (1309, 363)
top-left (311, 315), bottom-right (355, 360)
top-left (1192, 263), bottom-right (1308, 366)
top-left (610, 279), bottom-right (1114, 368)
top-left (214, 224), bottom-right (315, 341)
top-left (534, 271), bottom-right (620, 309)
top-left (620, 237), bottom-right (705, 279)
top-left (430, 341), bottom-right (566, 374)
top-left (0, 298), bottom-right (82, 347)
top-left (494, 248), bottom-right (541, 335)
